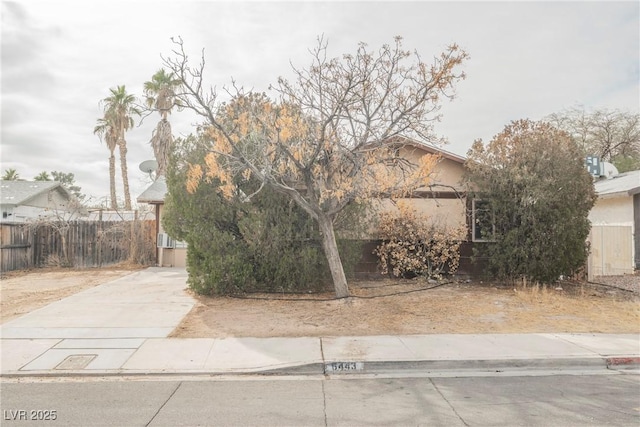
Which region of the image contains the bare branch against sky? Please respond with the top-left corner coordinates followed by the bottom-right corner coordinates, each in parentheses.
top-left (1, 0), bottom-right (638, 202)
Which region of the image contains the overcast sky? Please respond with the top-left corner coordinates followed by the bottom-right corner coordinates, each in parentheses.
top-left (2, 0), bottom-right (638, 205)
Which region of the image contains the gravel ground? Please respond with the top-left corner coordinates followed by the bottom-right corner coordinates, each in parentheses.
top-left (592, 272), bottom-right (640, 294)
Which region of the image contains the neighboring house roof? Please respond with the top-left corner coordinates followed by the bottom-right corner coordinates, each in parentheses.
top-left (0, 181), bottom-right (71, 206)
top-left (137, 176), bottom-right (168, 204)
top-left (594, 170), bottom-right (640, 198)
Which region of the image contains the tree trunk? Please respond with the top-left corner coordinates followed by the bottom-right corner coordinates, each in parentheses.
top-left (152, 119), bottom-right (172, 177)
top-left (317, 213), bottom-right (349, 298)
top-left (118, 139), bottom-right (132, 210)
top-left (109, 152), bottom-right (117, 210)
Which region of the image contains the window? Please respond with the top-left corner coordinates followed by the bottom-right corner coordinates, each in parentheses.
top-left (472, 199), bottom-right (495, 242)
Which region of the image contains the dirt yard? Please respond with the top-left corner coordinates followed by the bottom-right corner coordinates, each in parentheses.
top-left (172, 276), bottom-right (640, 338)
top-left (0, 266), bottom-right (142, 323)
top-left (2, 268), bottom-right (638, 337)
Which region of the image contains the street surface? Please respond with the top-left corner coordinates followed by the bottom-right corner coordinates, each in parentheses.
top-left (1, 371), bottom-right (638, 426)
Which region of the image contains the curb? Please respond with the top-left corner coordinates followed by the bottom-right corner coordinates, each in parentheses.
top-left (605, 356), bottom-right (640, 369)
top-left (2, 356), bottom-right (633, 379)
top-left (322, 357), bottom-right (609, 375)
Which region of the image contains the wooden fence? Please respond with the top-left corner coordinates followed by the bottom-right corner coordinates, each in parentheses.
top-left (0, 220), bottom-right (156, 273)
top-left (589, 225), bottom-right (634, 276)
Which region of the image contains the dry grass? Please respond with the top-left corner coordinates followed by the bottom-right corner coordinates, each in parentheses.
top-left (0, 266), bottom-right (144, 323)
top-left (171, 278), bottom-right (640, 338)
top-left (507, 280), bottom-right (639, 334)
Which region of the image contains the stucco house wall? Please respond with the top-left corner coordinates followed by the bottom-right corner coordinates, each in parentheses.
top-left (367, 145), bottom-right (468, 231)
top-left (589, 197), bottom-right (634, 226)
top-left (587, 170), bottom-right (640, 276)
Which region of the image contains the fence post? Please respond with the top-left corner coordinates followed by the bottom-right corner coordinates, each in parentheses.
top-left (98, 210), bottom-right (103, 268)
top-left (587, 228), bottom-right (593, 282)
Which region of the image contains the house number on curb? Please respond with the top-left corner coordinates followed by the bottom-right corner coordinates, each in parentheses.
top-left (325, 362), bottom-right (364, 372)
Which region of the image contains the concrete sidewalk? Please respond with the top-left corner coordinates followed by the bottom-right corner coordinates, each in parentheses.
top-left (1, 268), bottom-right (639, 377)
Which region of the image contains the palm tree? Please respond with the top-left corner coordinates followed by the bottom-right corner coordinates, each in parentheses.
top-left (34, 171), bottom-right (52, 181)
top-left (94, 112), bottom-right (119, 210)
top-left (143, 69), bottom-right (182, 176)
top-left (2, 168), bottom-right (20, 180)
top-left (99, 85), bottom-right (140, 210)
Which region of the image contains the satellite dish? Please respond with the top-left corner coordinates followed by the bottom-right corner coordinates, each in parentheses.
top-left (139, 160), bottom-right (158, 179)
top-left (139, 160), bottom-right (158, 175)
top-left (600, 162), bottom-right (619, 179)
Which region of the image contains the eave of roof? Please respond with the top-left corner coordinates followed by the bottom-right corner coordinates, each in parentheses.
top-left (403, 141), bottom-right (467, 164)
top-left (593, 170), bottom-right (640, 198)
top-left (137, 176), bottom-right (168, 204)
top-left (371, 135), bottom-right (467, 164)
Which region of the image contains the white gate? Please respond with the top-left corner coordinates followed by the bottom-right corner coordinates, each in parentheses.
top-left (589, 225), bottom-right (634, 276)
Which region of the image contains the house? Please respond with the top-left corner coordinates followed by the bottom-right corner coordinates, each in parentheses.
top-left (357, 138), bottom-right (475, 275)
top-left (371, 138), bottom-right (468, 226)
top-left (137, 139), bottom-right (476, 273)
top-left (137, 176), bottom-right (187, 267)
top-left (0, 181), bottom-right (86, 223)
top-left (588, 170), bottom-right (640, 276)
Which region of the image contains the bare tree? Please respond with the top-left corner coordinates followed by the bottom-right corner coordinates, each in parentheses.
top-left (163, 36), bottom-right (468, 298)
top-left (29, 195), bottom-right (87, 267)
top-left (547, 107), bottom-right (640, 168)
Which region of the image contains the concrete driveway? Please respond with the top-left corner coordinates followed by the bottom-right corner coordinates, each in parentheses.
top-left (1, 267), bottom-right (194, 372)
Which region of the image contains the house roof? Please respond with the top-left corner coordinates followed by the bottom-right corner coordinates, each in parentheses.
top-left (371, 135), bottom-right (467, 164)
top-left (137, 176), bottom-right (168, 204)
top-left (0, 181), bottom-right (70, 206)
top-left (396, 137), bottom-right (467, 164)
top-left (594, 170), bottom-right (640, 198)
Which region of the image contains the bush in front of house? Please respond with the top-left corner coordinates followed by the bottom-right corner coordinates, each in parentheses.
top-left (465, 119), bottom-right (597, 284)
top-left (374, 202), bottom-right (467, 279)
top-left (163, 133), bottom-right (363, 295)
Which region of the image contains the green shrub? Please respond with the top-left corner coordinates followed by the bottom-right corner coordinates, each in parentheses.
top-left (163, 134), bottom-right (363, 295)
top-left (466, 119), bottom-right (597, 283)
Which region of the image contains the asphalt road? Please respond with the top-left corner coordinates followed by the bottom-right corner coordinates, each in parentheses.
top-left (1, 372), bottom-right (638, 426)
